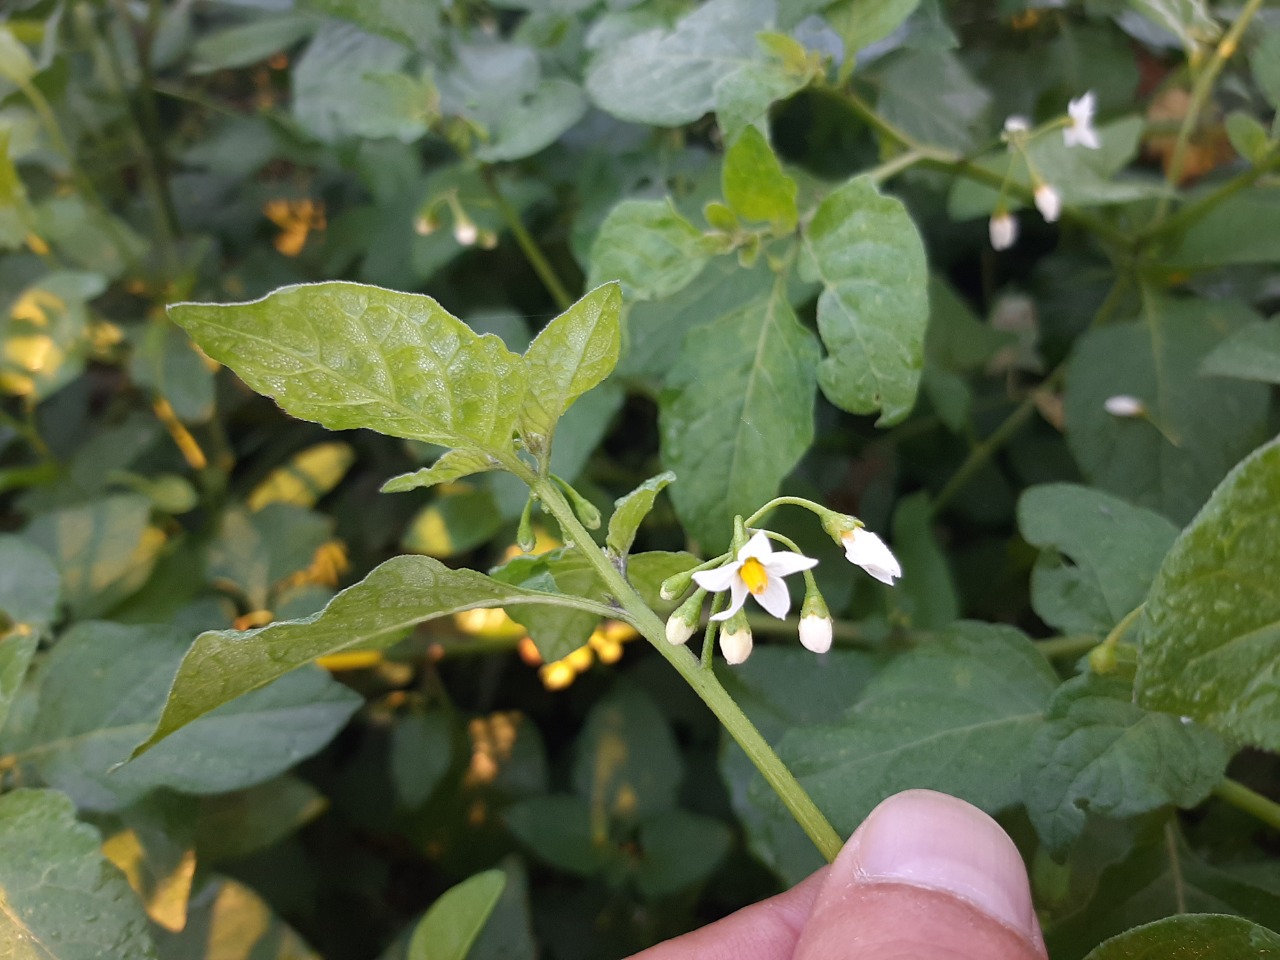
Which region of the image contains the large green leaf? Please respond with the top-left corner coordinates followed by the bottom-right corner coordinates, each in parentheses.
top-left (660, 283), bottom-right (820, 547)
top-left (1135, 437), bottom-right (1280, 751)
top-left (777, 623), bottom-right (1057, 835)
top-left (1082, 915), bottom-right (1280, 960)
top-left (1018, 484), bottom-right (1179, 635)
top-left (408, 871), bottom-right (506, 960)
top-left (1063, 298), bottom-right (1270, 524)
top-left (0, 789), bottom-right (157, 960)
top-left (722, 126), bottom-right (797, 232)
top-left (131, 555), bottom-right (618, 755)
top-left (585, 0), bottom-right (775, 127)
top-left (1023, 675), bottom-right (1229, 856)
top-left (518, 283), bottom-right (622, 459)
top-left (873, 49), bottom-right (990, 152)
top-left (0, 534), bottom-right (59, 627)
top-left (587, 200), bottom-right (709, 301)
top-left (169, 282), bottom-right (526, 455)
top-left (1199, 319), bottom-right (1280, 385)
top-left (390, 710), bottom-right (454, 809)
top-left (24, 622), bottom-right (360, 811)
top-left (800, 176), bottom-right (928, 426)
top-left (188, 13), bottom-right (320, 73)
top-left (1163, 189), bottom-right (1280, 270)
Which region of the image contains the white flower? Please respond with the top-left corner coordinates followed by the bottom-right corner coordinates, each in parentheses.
top-left (453, 218), bottom-right (478, 246)
top-left (691, 530), bottom-right (818, 621)
top-left (1064, 92), bottom-right (1100, 150)
top-left (1003, 115), bottom-right (1030, 134)
top-left (840, 527), bottom-right (901, 585)
top-left (1104, 394), bottom-right (1146, 417)
top-left (720, 622), bottom-right (753, 664)
top-left (665, 613), bottom-right (695, 646)
top-left (1034, 184), bottom-right (1062, 223)
top-left (989, 211), bottom-right (1018, 250)
top-left (798, 614), bottom-right (833, 654)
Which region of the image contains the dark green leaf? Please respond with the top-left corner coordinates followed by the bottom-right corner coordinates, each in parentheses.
top-left (299, 0), bottom-right (440, 49)
top-left (1199, 319), bottom-right (1280, 385)
top-left (504, 795), bottom-right (609, 875)
top-left (195, 777), bottom-right (327, 863)
top-left (128, 323), bottom-right (216, 425)
top-left (169, 281), bottom-right (527, 454)
top-left (0, 627), bottom-right (37, 736)
top-left (1018, 484), bottom-right (1179, 635)
top-left (155, 876), bottom-right (321, 960)
top-left (778, 623), bottom-right (1057, 835)
top-left (1082, 914), bottom-right (1280, 960)
top-left (208, 504), bottom-right (332, 611)
top-left (634, 810), bottom-right (733, 898)
top-left (1023, 674), bottom-right (1229, 856)
top-left (402, 484), bottom-right (503, 558)
top-left (391, 710), bottom-right (454, 809)
top-left (587, 200), bottom-right (709, 301)
top-left (1136, 437), bottom-right (1280, 751)
top-left (722, 126), bottom-right (798, 232)
top-left (96, 793), bottom-right (197, 933)
top-left (1164, 189), bottom-right (1280, 270)
top-left (27, 622), bottom-right (360, 811)
top-left (606, 471), bottom-right (676, 558)
top-left (0, 534), bottom-right (59, 627)
top-left (519, 283), bottom-right (622, 456)
top-left (801, 176), bottom-right (929, 426)
top-left (890, 492), bottom-right (958, 629)
top-left (0, 789), bottom-right (157, 959)
top-left (188, 13), bottom-right (319, 73)
top-left (1063, 298), bottom-right (1270, 524)
top-left (408, 870), bottom-right (505, 960)
top-left (874, 50), bottom-right (990, 152)
top-left (1253, 29), bottom-right (1280, 109)
top-left (1225, 111), bottom-right (1271, 165)
top-left (660, 283), bottom-right (820, 547)
top-left (132, 555), bottom-right (616, 754)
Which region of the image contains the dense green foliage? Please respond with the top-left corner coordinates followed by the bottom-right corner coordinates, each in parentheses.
top-left (2, 1), bottom-right (1280, 958)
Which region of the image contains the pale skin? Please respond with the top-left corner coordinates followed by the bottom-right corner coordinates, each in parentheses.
top-left (629, 790), bottom-right (1049, 960)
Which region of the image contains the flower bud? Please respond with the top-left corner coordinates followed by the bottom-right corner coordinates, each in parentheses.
top-left (989, 211), bottom-right (1018, 250)
top-left (719, 612), bottom-right (753, 665)
top-left (660, 569), bottom-right (694, 601)
top-left (798, 591), bottom-right (833, 654)
top-left (1034, 183), bottom-right (1062, 223)
top-left (665, 590), bottom-right (704, 646)
top-left (1104, 394), bottom-right (1146, 418)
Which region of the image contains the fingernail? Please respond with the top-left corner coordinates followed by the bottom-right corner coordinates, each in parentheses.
top-left (844, 790), bottom-right (1038, 939)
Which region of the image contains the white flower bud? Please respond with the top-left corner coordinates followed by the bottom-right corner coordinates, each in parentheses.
top-left (1034, 184), bottom-right (1062, 223)
top-left (1003, 115), bottom-right (1030, 134)
top-left (1104, 395), bottom-right (1146, 418)
top-left (719, 623), bottom-right (753, 665)
top-left (453, 218), bottom-right (478, 246)
top-left (665, 613), bottom-right (695, 646)
top-left (989, 212), bottom-right (1018, 251)
top-left (798, 614), bottom-right (834, 654)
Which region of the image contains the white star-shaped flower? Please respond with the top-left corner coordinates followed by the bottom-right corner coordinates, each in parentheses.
top-left (840, 527), bottom-right (901, 585)
top-left (1064, 92), bottom-right (1100, 149)
top-left (692, 530), bottom-right (817, 621)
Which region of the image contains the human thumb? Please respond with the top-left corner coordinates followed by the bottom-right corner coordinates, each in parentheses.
top-left (793, 790), bottom-right (1048, 960)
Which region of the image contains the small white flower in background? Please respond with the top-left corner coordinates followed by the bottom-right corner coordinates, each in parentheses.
top-left (692, 530), bottom-right (818, 621)
top-left (453, 218), bottom-right (479, 246)
top-left (1064, 92), bottom-right (1100, 149)
top-left (798, 614), bottom-right (833, 654)
top-left (840, 527), bottom-right (902, 585)
top-left (989, 211), bottom-right (1018, 250)
top-left (1034, 183), bottom-right (1062, 222)
top-left (719, 619), bottom-right (754, 665)
top-left (1104, 394), bottom-right (1146, 417)
top-left (1003, 115), bottom-right (1030, 135)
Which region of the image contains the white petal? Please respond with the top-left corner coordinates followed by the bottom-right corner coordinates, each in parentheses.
top-left (737, 530), bottom-right (774, 562)
top-left (798, 615), bottom-right (833, 654)
top-left (754, 576), bottom-right (792, 620)
top-left (762, 551), bottom-right (819, 578)
top-left (1003, 115), bottom-right (1030, 133)
top-left (711, 580), bottom-right (749, 621)
top-left (1068, 91), bottom-right (1096, 125)
top-left (693, 562), bottom-right (741, 593)
top-left (989, 213), bottom-right (1017, 250)
top-left (842, 528), bottom-right (902, 583)
top-left (1034, 184), bottom-right (1061, 223)
top-left (1104, 394), bottom-right (1145, 417)
top-left (720, 626), bottom-right (753, 664)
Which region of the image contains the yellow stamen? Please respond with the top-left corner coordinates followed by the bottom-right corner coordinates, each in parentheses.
top-left (740, 557), bottom-right (769, 595)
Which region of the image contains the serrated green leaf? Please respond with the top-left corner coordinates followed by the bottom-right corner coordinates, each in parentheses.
top-left (800, 176), bottom-right (928, 426)
top-left (587, 200), bottom-right (709, 301)
top-left (519, 283), bottom-right (622, 457)
top-left (722, 126), bottom-right (797, 232)
top-left (382, 449), bottom-right (499, 494)
top-left (408, 871), bottom-right (505, 960)
top-left (169, 281), bottom-right (527, 455)
top-left (0, 535), bottom-right (59, 627)
top-left (1136, 437), bottom-right (1280, 751)
top-left (1063, 298), bottom-right (1270, 524)
top-left (585, 0), bottom-right (775, 127)
top-left (132, 555), bottom-right (619, 755)
top-left (777, 623), bottom-right (1057, 835)
top-left (25, 622), bottom-right (360, 811)
top-left (1018, 484), bottom-right (1179, 635)
top-left (1082, 914), bottom-right (1280, 960)
top-left (0, 789), bottom-right (158, 960)
top-left (606, 471), bottom-right (676, 557)
top-left (660, 283), bottom-right (820, 548)
top-left (1024, 674), bottom-right (1229, 856)
top-left (1199, 318), bottom-right (1280, 384)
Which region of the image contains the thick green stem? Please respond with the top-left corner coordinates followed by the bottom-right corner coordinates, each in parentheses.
top-left (515, 462), bottom-right (844, 862)
top-left (480, 167), bottom-right (574, 311)
top-left (1034, 634), bottom-right (1099, 660)
top-left (1212, 778), bottom-right (1280, 832)
top-left (1153, 0), bottom-right (1267, 221)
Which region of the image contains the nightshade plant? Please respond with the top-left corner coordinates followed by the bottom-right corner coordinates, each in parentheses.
top-left (2, 1), bottom-right (1280, 959)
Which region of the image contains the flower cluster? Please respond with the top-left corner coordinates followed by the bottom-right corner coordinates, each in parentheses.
top-left (664, 516), bottom-right (900, 665)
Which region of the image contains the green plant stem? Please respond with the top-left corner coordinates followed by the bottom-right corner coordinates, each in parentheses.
top-left (1142, 151), bottom-right (1280, 241)
top-left (745, 496), bottom-right (827, 527)
top-left (513, 461), bottom-right (844, 862)
top-left (480, 167), bottom-right (574, 311)
top-left (1154, 0), bottom-right (1267, 221)
top-left (1034, 634), bottom-right (1099, 659)
top-left (1212, 778), bottom-right (1280, 832)
top-left (866, 147), bottom-right (930, 185)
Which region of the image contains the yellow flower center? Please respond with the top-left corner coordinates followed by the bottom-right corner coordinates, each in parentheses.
top-left (740, 557), bottom-right (769, 595)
